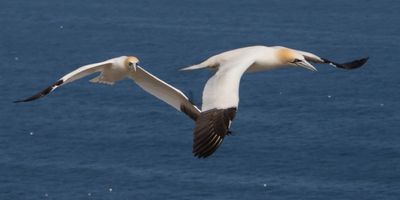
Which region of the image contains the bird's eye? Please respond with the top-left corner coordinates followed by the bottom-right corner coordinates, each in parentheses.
top-left (128, 62), bottom-right (133, 67)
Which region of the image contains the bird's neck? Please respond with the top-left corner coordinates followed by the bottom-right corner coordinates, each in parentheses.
top-left (247, 52), bottom-right (286, 72)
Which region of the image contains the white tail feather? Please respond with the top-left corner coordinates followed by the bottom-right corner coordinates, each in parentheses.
top-left (180, 64), bottom-right (207, 71)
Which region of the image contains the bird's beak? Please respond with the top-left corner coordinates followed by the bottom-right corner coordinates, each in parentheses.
top-left (296, 60), bottom-right (317, 72)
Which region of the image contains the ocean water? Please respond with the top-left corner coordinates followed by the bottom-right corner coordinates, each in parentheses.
top-left (1, 0), bottom-right (399, 199)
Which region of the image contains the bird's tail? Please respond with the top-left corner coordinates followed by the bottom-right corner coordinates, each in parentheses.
top-left (180, 57), bottom-right (217, 71)
top-left (180, 64), bottom-right (208, 71)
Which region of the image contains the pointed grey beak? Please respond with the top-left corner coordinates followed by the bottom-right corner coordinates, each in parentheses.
top-left (296, 60), bottom-right (317, 72)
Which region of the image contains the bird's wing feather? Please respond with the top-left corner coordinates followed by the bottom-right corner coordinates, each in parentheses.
top-left (129, 65), bottom-right (201, 121)
top-left (60, 60), bottom-right (113, 84)
top-left (193, 108), bottom-right (236, 158)
top-left (201, 57), bottom-right (255, 111)
top-left (192, 56), bottom-right (254, 158)
top-left (295, 49), bottom-right (369, 70)
top-left (14, 60), bottom-right (113, 103)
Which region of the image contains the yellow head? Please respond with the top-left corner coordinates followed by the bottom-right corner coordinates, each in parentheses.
top-left (276, 48), bottom-right (317, 71)
top-left (125, 56), bottom-right (140, 71)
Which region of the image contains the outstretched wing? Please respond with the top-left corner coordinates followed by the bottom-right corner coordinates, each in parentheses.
top-left (14, 59), bottom-right (113, 103)
top-left (201, 57), bottom-right (255, 111)
top-left (129, 65), bottom-right (201, 121)
top-left (193, 56), bottom-right (256, 158)
top-left (295, 49), bottom-right (369, 69)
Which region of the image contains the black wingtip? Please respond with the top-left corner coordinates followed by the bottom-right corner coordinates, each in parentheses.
top-left (341, 57), bottom-right (369, 69)
top-left (13, 97), bottom-right (37, 103)
top-left (323, 57), bottom-right (369, 70)
top-left (14, 80), bottom-right (64, 104)
top-left (192, 108), bottom-right (237, 158)
top-left (13, 94), bottom-right (44, 103)
top-left (14, 100), bottom-right (25, 103)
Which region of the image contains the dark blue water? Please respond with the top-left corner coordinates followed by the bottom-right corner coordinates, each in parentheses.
top-left (1, 0), bottom-right (399, 199)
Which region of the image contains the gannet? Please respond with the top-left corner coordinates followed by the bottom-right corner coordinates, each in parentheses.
top-left (14, 56), bottom-right (200, 120)
top-left (181, 45), bottom-right (368, 158)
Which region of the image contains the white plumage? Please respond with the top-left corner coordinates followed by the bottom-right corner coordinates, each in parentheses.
top-left (15, 56), bottom-right (200, 119)
top-left (15, 46), bottom-right (368, 158)
top-left (183, 46), bottom-right (368, 111)
top-left (183, 45), bottom-right (368, 158)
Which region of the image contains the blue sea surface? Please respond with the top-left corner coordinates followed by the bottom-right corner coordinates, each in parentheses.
top-left (1, 0), bottom-right (399, 199)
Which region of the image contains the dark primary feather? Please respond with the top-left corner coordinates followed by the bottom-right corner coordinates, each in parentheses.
top-left (14, 80), bottom-right (64, 103)
top-left (180, 104), bottom-right (200, 121)
top-left (192, 108), bottom-right (236, 158)
top-left (322, 57), bottom-right (369, 69)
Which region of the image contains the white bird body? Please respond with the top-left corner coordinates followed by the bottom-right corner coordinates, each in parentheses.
top-left (88, 56), bottom-right (129, 85)
top-left (197, 46), bottom-right (289, 111)
top-left (15, 56), bottom-right (200, 120)
top-left (182, 45), bottom-right (368, 158)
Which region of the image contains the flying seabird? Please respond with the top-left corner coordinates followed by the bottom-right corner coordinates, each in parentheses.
top-left (14, 56), bottom-right (200, 120)
top-left (15, 47), bottom-right (368, 159)
top-left (181, 45), bottom-right (368, 158)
